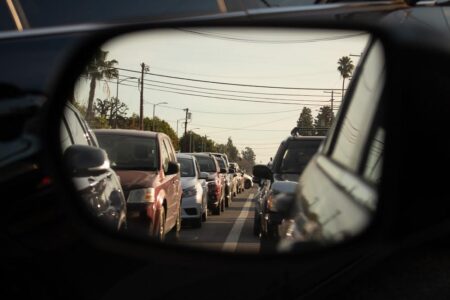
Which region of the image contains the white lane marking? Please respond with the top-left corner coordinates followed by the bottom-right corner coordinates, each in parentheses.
top-left (222, 193), bottom-right (254, 252)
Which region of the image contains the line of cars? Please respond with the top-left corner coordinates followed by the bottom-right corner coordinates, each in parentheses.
top-left (62, 102), bottom-right (251, 240)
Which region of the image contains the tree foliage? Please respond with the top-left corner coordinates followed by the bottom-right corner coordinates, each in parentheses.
top-left (296, 107), bottom-right (314, 136)
top-left (83, 49), bottom-right (118, 121)
top-left (314, 106), bottom-right (334, 136)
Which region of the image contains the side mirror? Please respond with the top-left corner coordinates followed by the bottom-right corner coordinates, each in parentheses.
top-left (271, 181), bottom-right (299, 218)
top-left (199, 172), bottom-right (209, 180)
top-left (253, 164), bottom-right (273, 180)
top-left (228, 168), bottom-right (235, 173)
top-left (219, 168), bottom-right (227, 174)
top-left (64, 145), bottom-right (110, 177)
top-left (166, 162), bottom-right (180, 175)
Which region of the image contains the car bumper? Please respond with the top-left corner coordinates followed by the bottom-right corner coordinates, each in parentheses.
top-left (181, 196), bottom-right (202, 219)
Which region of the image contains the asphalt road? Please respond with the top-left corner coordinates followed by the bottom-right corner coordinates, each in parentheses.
top-left (177, 186), bottom-right (260, 253)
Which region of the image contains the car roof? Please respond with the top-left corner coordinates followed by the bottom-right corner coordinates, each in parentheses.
top-left (93, 129), bottom-right (160, 138)
top-left (176, 153), bottom-right (196, 160)
top-left (282, 136), bottom-right (326, 143)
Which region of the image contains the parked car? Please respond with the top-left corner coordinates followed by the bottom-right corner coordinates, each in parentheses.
top-left (61, 103), bottom-right (127, 231)
top-left (189, 153), bottom-right (226, 215)
top-left (176, 153), bottom-right (209, 227)
top-left (252, 136), bottom-right (325, 242)
top-left (94, 129), bottom-right (182, 241)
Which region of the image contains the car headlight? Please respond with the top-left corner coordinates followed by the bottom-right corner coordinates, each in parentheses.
top-left (127, 188), bottom-right (155, 204)
top-left (182, 186), bottom-right (197, 198)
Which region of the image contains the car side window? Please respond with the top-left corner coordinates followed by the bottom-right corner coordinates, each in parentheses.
top-left (160, 139), bottom-right (170, 173)
top-left (64, 107), bottom-right (90, 146)
top-left (163, 138), bottom-right (176, 162)
top-left (330, 40), bottom-right (385, 172)
top-left (60, 119), bottom-right (73, 152)
top-left (363, 126), bottom-right (385, 185)
top-left (195, 159), bottom-right (201, 177)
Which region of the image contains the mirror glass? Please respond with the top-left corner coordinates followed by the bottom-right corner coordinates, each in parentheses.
top-left (61, 27), bottom-right (384, 254)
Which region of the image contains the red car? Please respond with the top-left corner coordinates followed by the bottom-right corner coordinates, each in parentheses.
top-left (94, 129), bottom-right (182, 241)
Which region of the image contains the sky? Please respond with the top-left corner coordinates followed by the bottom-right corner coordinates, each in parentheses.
top-left (74, 27), bottom-right (369, 163)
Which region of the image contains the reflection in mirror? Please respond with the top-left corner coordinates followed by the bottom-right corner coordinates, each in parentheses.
top-left (62, 27), bottom-right (384, 254)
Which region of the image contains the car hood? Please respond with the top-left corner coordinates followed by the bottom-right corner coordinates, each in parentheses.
top-left (115, 170), bottom-right (158, 192)
top-left (181, 177), bottom-right (197, 189)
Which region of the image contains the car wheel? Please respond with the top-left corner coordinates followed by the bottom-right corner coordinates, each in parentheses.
top-left (193, 216), bottom-right (202, 228)
top-left (253, 214), bottom-right (261, 236)
top-left (155, 207), bottom-right (165, 242)
top-left (166, 204), bottom-right (181, 241)
top-left (202, 207), bottom-right (208, 222)
top-left (226, 192), bottom-right (232, 208)
top-left (213, 204), bottom-right (221, 215)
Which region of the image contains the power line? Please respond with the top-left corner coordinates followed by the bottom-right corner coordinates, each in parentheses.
top-left (177, 28), bottom-right (367, 44)
top-left (151, 103), bottom-right (303, 115)
top-left (112, 81), bottom-right (340, 106)
top-left (124, 79), bottom-right (334, 103)
top-left (116, 67), bottom-right (341, 91)
top-left (85, 73), bottom-right (334, 97)
top-left (138, 78), bottom-right (333, 97)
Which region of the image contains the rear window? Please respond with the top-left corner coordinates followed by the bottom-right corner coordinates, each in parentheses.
top-left (216, 157), bottom-right (226, 169)
top-left (278, 140), bottom-right (322, 174)
top-left (96, 134), bottom-right (159, 171)
top-left (195, 156), bottom-right (217, 172)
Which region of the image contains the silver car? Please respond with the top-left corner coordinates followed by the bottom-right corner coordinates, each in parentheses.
top-left (177, 153), bottom-right (209, 227)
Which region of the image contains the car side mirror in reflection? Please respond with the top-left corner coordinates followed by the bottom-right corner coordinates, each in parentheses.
top-left (253, 164), bottom-right (273, 181)
top-left (219, 168), bottom-right (227, 174)
top-left (64, 145), bottom-right (110, 177)
top-left (166, 162), bottom-right (180, 175)
top-left (199, 172), bottom-right (209, 180)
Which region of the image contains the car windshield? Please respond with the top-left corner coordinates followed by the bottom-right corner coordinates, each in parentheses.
top-left (178, 157), bottom-right (195, 177)
top-left (96, 134), bottom-right (159, 171)
top-left (279, 140), bottom-right (322, 174)
top-left (195, 156), bottom-right (217, 172)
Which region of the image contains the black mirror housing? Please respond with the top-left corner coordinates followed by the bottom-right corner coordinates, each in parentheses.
top-left (166, 162), bottom-right (180, 175)
top-left (253, 164), bottom-right (273, 180)
top-left (219, 168), bottom-right (227, 174)
top-left (64, 145), bottom-right (110, 177)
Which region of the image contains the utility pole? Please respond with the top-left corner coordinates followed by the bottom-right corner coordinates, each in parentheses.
top-left (183, 108), bottom-right (189, 152)
top-left (324, 90), bottom-right (341, 122)
top-left (139, 62), bottom-right (149, 130)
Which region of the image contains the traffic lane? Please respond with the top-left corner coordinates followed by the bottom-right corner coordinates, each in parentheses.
top-left (176, 187), bottom-right (260, 253)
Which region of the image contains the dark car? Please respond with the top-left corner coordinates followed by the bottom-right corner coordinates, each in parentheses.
top-left (94, 129), bottom-right (182, 241)
top-left (189, 153), bottom-right (227, 215)
top-left (252, 136), bottom-right (325, 241)
top-left (61, 103), bottom-right (127, 231)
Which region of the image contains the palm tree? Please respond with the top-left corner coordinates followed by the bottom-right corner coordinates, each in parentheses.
top-left (83, 49), bottom-right (118, 121)
top-left (337, 56), bottom-right (355, 101)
